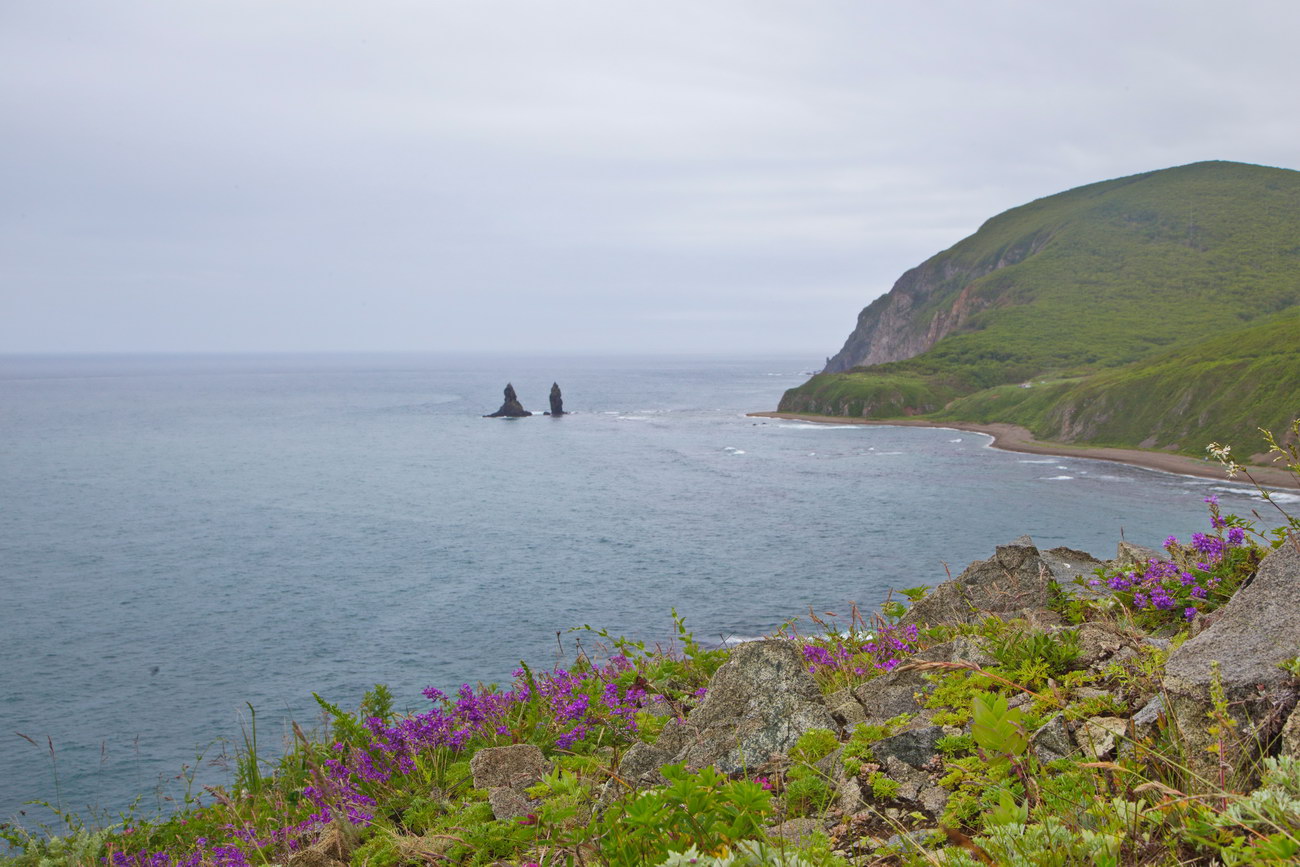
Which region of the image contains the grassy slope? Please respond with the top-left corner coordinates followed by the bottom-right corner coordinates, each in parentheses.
top-left (780, 161), bottom-right (1300, 457)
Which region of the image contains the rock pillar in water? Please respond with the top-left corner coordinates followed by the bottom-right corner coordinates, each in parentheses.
top-left (548, 382), bottom-right (565, 416)
top-left (484, 382), bottom-right (531, 418)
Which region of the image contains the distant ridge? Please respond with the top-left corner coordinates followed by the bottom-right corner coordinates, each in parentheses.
top-left (780, 161), bottom-right (1300, 459)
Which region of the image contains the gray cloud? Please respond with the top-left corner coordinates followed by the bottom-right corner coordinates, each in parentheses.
top-left (3, 0), bottom-right (1299, 354)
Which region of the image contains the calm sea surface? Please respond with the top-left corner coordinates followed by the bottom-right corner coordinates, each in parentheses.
top-left (1, 352), bottom-right (1290, 826)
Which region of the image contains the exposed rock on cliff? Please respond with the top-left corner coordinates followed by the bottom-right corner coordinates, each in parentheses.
top-left (824, 230), bottom-right (1050, 373)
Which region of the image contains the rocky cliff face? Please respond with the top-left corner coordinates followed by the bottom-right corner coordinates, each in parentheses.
top-left (823, 230), bottom-right (1051, 373)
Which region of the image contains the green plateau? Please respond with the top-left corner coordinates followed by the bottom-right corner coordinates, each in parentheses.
top-left (779, 160), bottom-right (1300, 459)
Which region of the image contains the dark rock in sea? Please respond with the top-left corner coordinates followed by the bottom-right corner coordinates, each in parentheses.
top-left (546, 382), bottom-right (565, 416)
top-left (484, 382), bottom-right (531, 418)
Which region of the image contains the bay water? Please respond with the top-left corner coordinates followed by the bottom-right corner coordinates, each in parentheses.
top-left (0, 352), bottom-right (1288, 826)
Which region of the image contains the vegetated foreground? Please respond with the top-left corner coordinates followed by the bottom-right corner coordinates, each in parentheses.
top-left (5, 434), bottom-right (1300, 867)
top-left (779, 160), bottom-right (1300, 461)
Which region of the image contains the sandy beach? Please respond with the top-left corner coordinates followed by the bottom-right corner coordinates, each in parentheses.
top-left (748, 411), bottom-right (1299, 491)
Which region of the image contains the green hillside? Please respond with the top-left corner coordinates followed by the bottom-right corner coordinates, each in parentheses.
top-left (780, 161), bottom-right (1300, 458)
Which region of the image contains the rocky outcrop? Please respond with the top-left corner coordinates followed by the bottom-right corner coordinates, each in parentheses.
top-left (484, 383), bottom-right (531, 418)
top-left (546, 383), bottom-right (565, 416)
top-left (901, 535), bottom-right (1061, 627)
top-left (1162, 540), bottom-right (1300, 784)
top-left (649, 639), bottom-right (837, 776)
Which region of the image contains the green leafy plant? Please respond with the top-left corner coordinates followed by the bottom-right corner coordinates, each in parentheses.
top-left (598, 763), bottom-right (772, 866)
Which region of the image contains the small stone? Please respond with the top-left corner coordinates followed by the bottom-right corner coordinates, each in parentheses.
top-left (487, 786), bottom-right (535, 821)
top-left (1282, 704), bottom-right (1300, 761)
top-left (1131, 695), bottom-right (1166, 734)
top-left (1029, 713), bottom-right (1073, 763)
top-left (918, 785), bottom-right (949, 815)
top-left (882, 756), bottom-right (927, 801)
top-left (872, 726), bottom-right (944, 769)
top-left (835, 775), bottom-right (864, 813)
top-left (1078, 717), bottom-right (1128, 760)
top-left (768, 817), bottom-right (824, 844)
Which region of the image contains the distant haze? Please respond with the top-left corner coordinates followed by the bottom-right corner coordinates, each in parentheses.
top-left (3, 1), bottom-right (1299, 355)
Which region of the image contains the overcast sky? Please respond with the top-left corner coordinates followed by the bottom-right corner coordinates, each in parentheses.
top-left (3, 1), bottom-right (1298, 356)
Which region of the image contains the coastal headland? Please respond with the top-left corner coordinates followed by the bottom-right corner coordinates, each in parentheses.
top-left (749, 411), bottom-right (1300, 490)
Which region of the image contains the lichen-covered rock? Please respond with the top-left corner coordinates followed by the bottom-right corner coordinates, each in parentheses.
top-left (1029, 713), bottom-right (1073, 763)
top-left (1163, 540), bottom-right (1300, 783)
top-left (827, 688), bottom-right (868, 728)
top-left (902, 536), bottom-right (1059, 627)
top-left (1114, 541), bottom-right (1163, 570)
top-left (1073, 622), bottom-right (1131, 670)
top-left (487, 786), bottom-right (535, 821)
top-left (616, 740), bottom-right (672, 788)
top-left (1281, 703), bottom-right (1300, 761)
top-left (655, 639), bottom-right (837, 775)
top-left (470, 743), bottom-right (548, 791)
top-left (871, 726), bottom-right (944, 769)
top-left (768, 817), bottom-right (825, 844)
top-left (883, 756), bottom-right (928, 801)
top-left (1042, 546), bottom-right (1108, 602)
top-left (1078, 716), bottom-right (1128, 760)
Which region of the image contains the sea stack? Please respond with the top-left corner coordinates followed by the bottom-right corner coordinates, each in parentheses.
top-left (547, 382), bottom-right (565, 416)
top-left (484, 383), bottom-right (531, 418)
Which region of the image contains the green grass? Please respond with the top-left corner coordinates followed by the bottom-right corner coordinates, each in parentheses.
top-left (781, 161), bottom-right (1300, 457)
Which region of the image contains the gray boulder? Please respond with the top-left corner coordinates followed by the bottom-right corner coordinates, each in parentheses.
top-left (1072, 622), bottom-right (1132, 670)
top-left (902, 536), bottom-right (1059, 627)
top-left (1114, 541), bottom-right (1163, 570)
top-left (1042, 546), bottom-right (1109, 602)
top-left (1029, 713), bottom-right (1073, 763)
top-left (1162, 540), bottom-right (1300, 784)
top-left (615, 740), bottom-right (672, 788)
top-left (470, 743), bottom-right (548, 790)
top-left (872, 726), bottom-right (945, 769)
top-left (827, 688), bottom-right (868, 728)
top-left (470, 743), bottom-right (548, 819)
top-left (655, 639), bottom-right (837, 775)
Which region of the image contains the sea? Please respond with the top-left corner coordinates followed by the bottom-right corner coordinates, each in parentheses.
top-left (1, 352), bottom-right (1291, 828)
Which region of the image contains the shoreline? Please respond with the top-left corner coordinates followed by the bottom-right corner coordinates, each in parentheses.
top-left (748, 411), bottom-right (1299, 491)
